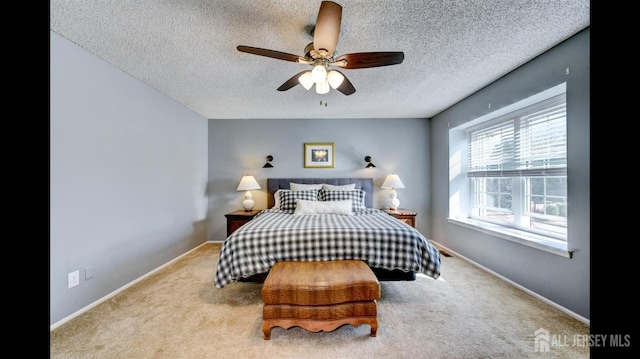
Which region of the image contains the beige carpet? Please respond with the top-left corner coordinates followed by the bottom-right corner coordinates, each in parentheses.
top-left (50, 243), bottom-right (589, 358)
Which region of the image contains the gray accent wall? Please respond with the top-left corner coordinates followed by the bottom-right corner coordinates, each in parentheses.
top-left (50, 31), bottom-right (209, 326)
top-left (430, 28), bottom-right (590, 319)
top-left (207, 118), bottom-right (431, 241)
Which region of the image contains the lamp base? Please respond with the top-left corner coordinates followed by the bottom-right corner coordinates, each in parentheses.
top-left (388, 189), bottom-right (400, 210)
top-left (242, 199), bottom-right (255, 211)
top-left (242, 191), bottom-right (255, 211)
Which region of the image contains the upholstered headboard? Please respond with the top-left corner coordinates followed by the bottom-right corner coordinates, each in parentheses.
top-left (267, 178), bottom-right (374, 209)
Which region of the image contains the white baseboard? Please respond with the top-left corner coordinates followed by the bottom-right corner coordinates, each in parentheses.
top-left (50, 242), bottom-right (211, 331)
top-left (430, 241), bottom-right (589, 326)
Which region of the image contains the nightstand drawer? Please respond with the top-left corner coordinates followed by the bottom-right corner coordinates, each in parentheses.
top-left (381, 209), bottom-right (417, 228)
top-left (225, 210), bottom-right (261, 236)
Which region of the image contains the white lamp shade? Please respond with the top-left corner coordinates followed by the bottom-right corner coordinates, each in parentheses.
top-left (311, 64), bottom-right (327, 83)
top-left (298, 71), bottom-right (313, 90)
top-left (327, 70), bottom-right (344, 89)
top-left (315, 81), bottom-right (330, 94)
top-left (381, 173), bottom-right (405, 189)
top-left (236, 175), bottom-right (261, 191)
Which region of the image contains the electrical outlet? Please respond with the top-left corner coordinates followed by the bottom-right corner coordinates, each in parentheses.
top-left (68, 270), bottom-right (80, 289)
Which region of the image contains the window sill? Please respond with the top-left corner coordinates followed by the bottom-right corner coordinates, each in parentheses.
top-left (447, 217), bottom-right (572, 258)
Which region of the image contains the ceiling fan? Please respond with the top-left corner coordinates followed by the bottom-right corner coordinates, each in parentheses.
top-left (237, 1), bottom-right (404, 96)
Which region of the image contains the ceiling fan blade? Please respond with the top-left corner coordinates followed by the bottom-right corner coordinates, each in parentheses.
top-left (333, 71), bottom-right (356, 96)
top-left (313, 1), bottom-right (342, 57)
top-left (277, 71), bottom-right (309, 91)
top-left (237, 45), bottom-right (302, 62)
top-left (334, 52), bottom-right (405, 69)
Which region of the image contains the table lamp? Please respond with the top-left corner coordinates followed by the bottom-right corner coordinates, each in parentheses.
top-left (236, 175), bottom-right (261, 211)
top-left (381, 173), bottom-right (405, 210)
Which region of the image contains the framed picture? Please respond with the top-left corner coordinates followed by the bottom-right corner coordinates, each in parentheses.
top-left (304, 142), bottom-right (335, 168)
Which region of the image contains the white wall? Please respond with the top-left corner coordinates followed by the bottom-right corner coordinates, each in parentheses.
top-left (50, 31), bottom-right (209, 326)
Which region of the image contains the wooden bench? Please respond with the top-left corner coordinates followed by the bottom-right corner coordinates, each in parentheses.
top-left (261, 260), bottom-right (380, 340)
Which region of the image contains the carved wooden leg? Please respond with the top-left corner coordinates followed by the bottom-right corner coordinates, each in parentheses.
top-left (370, 318), bottom-right (378, 337)
top-left (262, 322), bottom-right (271, 340)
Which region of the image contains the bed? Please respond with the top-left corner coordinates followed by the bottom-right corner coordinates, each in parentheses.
top-left (214, 178), bottom-right (441, 288)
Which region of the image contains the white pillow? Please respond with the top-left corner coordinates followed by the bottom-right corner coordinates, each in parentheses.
top-left (272, 189), bottom-right (288, 209)
top-left (322, 183), bottom-right (356, 190)
top-left (290, 182), bottom-right (323, 191)
top-left (293, 199), bottom-right (353, 215)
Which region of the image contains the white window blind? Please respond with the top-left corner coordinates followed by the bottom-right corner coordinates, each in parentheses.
top-left (468, 96), bottom-right (566, 178)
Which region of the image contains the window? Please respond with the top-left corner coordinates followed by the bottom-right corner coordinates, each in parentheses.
top-left (448, 83), bottom-right (569, 256)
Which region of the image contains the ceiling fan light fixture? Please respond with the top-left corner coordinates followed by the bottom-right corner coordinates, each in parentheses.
top-left (236, 1), bottom-right (404, 98)
top-left (311, 64), bottom-right (327, 83)
top-left (327, 70), bottom-right (344, 89)
top-left (315, 81), bottom-right (330, 94)
top-left (298, 71), bottom-right (314, 90)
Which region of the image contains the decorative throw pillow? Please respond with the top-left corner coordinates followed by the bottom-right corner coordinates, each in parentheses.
top-left (318, 189), bottom-right (366, 212)
top-left (293, 199), bottom-right (353, 215)
top-left (290, 182), bottom-right (323, 191)
top-left (278, 189), bottom-right (319, 213)
top-left (322, 183), bottom-right (356, 190)
top-left (272, 189), bottom-right (289, 209)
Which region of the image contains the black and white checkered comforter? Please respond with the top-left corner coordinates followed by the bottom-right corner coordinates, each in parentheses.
top-left (214, 208), bottom-right (441, 288)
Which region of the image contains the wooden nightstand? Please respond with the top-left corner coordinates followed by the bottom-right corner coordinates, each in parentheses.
top-left (382, 209), bottom-right (417, 228)
top-left (225, 210), bottom-right (261, 236)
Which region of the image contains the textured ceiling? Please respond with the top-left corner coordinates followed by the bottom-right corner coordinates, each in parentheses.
top-left (50, 0), bottom-right (590, 120)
